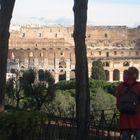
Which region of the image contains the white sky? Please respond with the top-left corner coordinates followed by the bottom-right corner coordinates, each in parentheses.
top-left (11, 0), bottom-right (140, 27)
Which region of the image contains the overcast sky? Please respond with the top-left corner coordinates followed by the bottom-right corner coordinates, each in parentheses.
top-left (11, 0), bottom-right (140, 27)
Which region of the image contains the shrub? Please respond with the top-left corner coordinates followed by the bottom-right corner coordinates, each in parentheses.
top-left (0, 111), bottom-right (47, 140)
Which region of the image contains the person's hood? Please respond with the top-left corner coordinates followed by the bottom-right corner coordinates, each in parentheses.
top-left (124, 75), bottom-right (136, 86)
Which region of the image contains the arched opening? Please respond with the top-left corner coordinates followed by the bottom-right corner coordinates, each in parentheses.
top-left (11, 52), bottom-right (15, 59)
top-left (29, 52), bottom-right (33, 57)
top-left (123, 70), bottom-right (128, 79)
top-left (70, 70), bottom-right (75, 80)
top-left (128, 67), bottom-right (139, 80)
top-left (51, 70), bottom-right (55, 78)
top-left (135, 68), bottom-right (139, 80)
top-left (59, 60), bottom-right (66, 68)
top-left (105, 70), bottom-right (109, 81)
top-left (38, 69), bottom-right (45, 81)
top-left (10, 68), bottom-right (16, 73)
top-left (123, 61), bottom-right (129, 67)
top-left (113, 69), bottom-right (120, 81)
top-left (106, 52), bottom-right (109, 57)
top-left (103, 62), bottom-right (110, 67)
top-left (59, 70), bottom-right (66, 81)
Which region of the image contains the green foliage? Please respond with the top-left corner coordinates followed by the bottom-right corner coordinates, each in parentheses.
top-left (89, 79), bottom-right (107, 89)
top-left (91, 60), bottom-right (106, 80)
top-left (6, 69), bottom-right (56, 111)
top-left (56, 80), bottom-right (75, 90)
top-left (89, 79), bottom-right (118, 96)
top-left (23, 69), bottom-right (35, 84)
top-left (38, 69), bottom-right (45, 81)
top-left (90, 87), bottom-right (116, 112)
top-left (90, 87), bottom-right (117, 123)
top-left (5, 78), bottom-right (25, 109)
top-left (104, 82), bottom-right (119, 96)
top-left (22, 70), bottom-right (55, 111)
top-left (43, 79), bottom-right (117, 118)
top-left (5, 75), bottom-right (118, 117)
top-left (44, 70), bottom-right (55, 85)
top-left (0, 111), bottom-right (47, 140)
top-left (44, 90), bottom-right (75, 118)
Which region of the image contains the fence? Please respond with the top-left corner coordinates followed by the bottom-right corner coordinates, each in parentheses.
top-left (36, 108), bottom-right (122, 140)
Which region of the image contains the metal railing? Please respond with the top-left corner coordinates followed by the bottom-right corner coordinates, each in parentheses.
top-left (36, 108), bottom-right (121, 140)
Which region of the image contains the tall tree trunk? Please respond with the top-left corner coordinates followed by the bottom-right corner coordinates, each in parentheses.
top-left (0, 0), bottom-right (15, 112)
top-left (73, 0), bottom-right (90, 140)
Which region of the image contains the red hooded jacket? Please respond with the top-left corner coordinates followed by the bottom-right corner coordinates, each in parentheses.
top-left (116, 76), bottom-right (140, 129)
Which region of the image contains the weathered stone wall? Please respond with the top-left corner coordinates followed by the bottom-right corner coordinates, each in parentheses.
top-left (8, 25), bottom-right (140, 82)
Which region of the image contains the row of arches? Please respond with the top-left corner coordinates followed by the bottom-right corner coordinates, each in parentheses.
top-left (105, 68), bottom-right (139, 81)
top-left (9, 66), bottom-right (139, 82)
top-left (36, 69), bottom-right (75, 82)
top-left (103, 61), bottom-right (130, 67)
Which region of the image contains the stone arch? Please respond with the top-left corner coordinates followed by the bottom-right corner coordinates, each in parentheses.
top-left (105, 70), bottom-right (109, 81)
top-left (70, 70), bottom-right (75, 80)
top-left (38, 69), bottom-right (45, 81)
top-left (59, 60), bottom-right (66, 68)
top-left (20, 65), bottom-right (25, 69)
top-left (123, 61), bottom-right (129, 67)
top-left (128, 67), bottom-right (139, 80)
top-left (113, 69), bottom-right (120, 81)
top-left (59, 70), bottom-right (66, 81)
top-left (123, 67), bottom-right (139, 80)
top-left (10, 68), bottom-right (16, 73)
top-left (135, 68), bottom-right (139, 79)
top-left (106, 52), bottom-right (109, 57)
top-left (40, 52), bottom-right (44, 57)
top-left (22, 33), bottom-right (25, 37)
top-left (11, 52), bottom-right (15, 59)
top-left (123, 70), bottom-right (128, 79)
top-left (51, 70), bottom-right (55, 77)
top-left (103, 62), bottom-right (109, 67)
top-left (29, 52), bottom-right (33, 57)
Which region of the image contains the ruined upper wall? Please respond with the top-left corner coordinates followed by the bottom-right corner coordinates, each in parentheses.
top-left (9, 25), bottom-right (140, 49)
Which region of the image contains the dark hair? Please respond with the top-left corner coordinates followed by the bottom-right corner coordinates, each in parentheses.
top-left (128, 67), bottom-right (138, 79)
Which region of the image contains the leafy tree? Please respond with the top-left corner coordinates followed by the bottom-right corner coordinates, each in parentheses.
top-left (5, 78), bottom-right (24, 109)
top-left (91, 59), bottom-right (106, 80)
top-left (22, 69), bottom-right (35, 84)
top-left (21, 69), bottom-right (55, 111)
top-left (5, 69), bottom-right (55, 111)
top-left (38, 69), bottom-right (45, 81)
top-left (73, 0), bottom-right (90, 139)
top-left (90, 87), bottom-right (116, 121)
top-left (0, 0), bottom-right (15, 112)
top-left (0, 111), bottom-right (47, 140)
top-left (44, 91), bottom-right (75, 117)
top-left (104, 82), bottom-right (119, 96)
top-left (90, 87), bottom-right (116, 112)
top-left (44, 70), bottom-right (55, 85)
top-left (56, 80), bottom-right (75, 90)
top-left (20, 69), bottom-right (35, 99)
top-left (23, 83), bottom-right (48, 111)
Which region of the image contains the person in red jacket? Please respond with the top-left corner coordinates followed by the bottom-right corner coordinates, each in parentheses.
top-left (116, 67), bottom-right (140, 140)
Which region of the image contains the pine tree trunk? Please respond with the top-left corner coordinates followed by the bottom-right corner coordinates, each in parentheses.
top-left (73, 0), bottom-right (90, 140)
top-left (0, 0), bottom-right (15, 112)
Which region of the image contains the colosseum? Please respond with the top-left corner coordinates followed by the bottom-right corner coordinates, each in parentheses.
top-left (8, 25), bottom-right (140, 82)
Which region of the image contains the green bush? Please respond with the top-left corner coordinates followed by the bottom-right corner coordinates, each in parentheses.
top-left (0, 111), bottom-right (47, 140)
top-left (44, 90), bottom-right (75, 118)
top-left (91, 60), bottom-right (106, 80)
top-left (90, 87), bottom-right (116, 111)
top-left (56, 80), bottom-right (75, 90)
